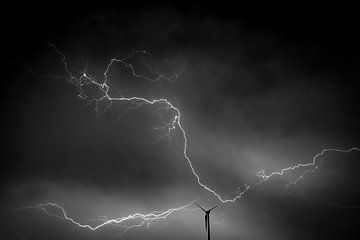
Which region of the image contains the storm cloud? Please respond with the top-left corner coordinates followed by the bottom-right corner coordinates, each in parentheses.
top-left (1, 3), bottom-right (360, 240)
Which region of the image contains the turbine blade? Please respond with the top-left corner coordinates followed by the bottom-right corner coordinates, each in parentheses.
top-left (209, 205), bottom-right (217, 211)
top-left (195, 202), bottom-right (206, 212)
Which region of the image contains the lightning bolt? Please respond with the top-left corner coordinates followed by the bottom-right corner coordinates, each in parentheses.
top-left (46, 41), bottom-right (246, 203)
top-left (20, 41), bottom-right (360, 234)
top-left (256, 147), bottom-right (360, 187)
top-left (16, 202), bottom-right (196, 235)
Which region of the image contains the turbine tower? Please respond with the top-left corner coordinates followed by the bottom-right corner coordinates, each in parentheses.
top-left (195, 203), bottom-right (217, 240)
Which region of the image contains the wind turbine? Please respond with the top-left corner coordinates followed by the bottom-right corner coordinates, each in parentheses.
top-left (195, 203), bottom-right (217, 240)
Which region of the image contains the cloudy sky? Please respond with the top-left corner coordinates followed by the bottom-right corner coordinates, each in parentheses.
top-left (1, 3), bottom-right (360, 240)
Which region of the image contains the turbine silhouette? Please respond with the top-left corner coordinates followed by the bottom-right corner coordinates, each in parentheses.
top-left (195, 203), bottom-right (217, 240)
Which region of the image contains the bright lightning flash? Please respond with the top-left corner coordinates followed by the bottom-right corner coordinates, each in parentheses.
top-left (17, 202), bottom-right (194, 235)
top-left (19, 42), bottom-right (360, 234)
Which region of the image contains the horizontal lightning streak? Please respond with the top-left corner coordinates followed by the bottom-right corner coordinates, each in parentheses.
top-left (17, 202), bottom-right (195, 233)
top-left (256, 148), bottom-right (360, 187)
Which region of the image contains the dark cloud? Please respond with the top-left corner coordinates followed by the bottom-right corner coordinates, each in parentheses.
top-left (1, 3), bottom-right (360, 240)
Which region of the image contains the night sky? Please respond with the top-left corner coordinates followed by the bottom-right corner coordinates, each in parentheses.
top-left (1, 3), bottom-right (360, 240)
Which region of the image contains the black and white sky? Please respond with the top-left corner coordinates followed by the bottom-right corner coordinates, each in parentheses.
top-left (1, 2), bottom-right (360, 240)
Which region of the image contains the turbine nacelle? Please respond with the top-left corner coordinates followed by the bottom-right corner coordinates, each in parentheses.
top-left (195, 203), bottom-right (217, 213)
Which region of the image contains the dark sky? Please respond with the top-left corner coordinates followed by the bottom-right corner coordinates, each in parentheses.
top-left (1, 2), bottom-right (360, 240)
